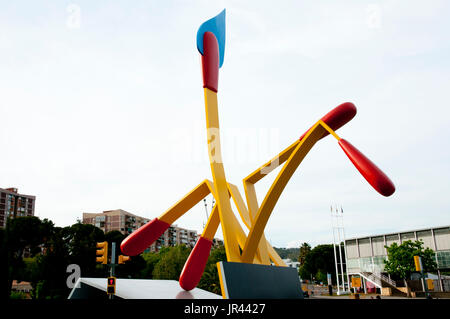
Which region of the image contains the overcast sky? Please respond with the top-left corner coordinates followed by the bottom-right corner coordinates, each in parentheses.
top-left (1, 1), bottom-right (449, 248)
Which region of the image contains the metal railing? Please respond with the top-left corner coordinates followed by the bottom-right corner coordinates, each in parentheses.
top-left (377, 272), bottom-right (397, 287)
top-left (360, 272), bottom-right (382, 288)
top-left (361, 271), bottom-right (396, 287)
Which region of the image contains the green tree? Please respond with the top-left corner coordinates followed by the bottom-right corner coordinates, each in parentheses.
top-left (0, 227), bottom-right (8, 299)
top-left (3, 216), bottom-right (55, 298)
top-left (32, 226), bottom-right (71, 299)
top-left (298, 242), bottom-right (311, 264)
top-left (1, 216), bottom-right (158, 299)
top-left (61, 223), bottom-right (106, 278)
top-left (384, 240), bottom-right (437, 293)
top-left (105, 230), bottom-right (126, 252)
top-left (141, 251), bottom-right (161, 279)
top-left (298, 244), bottom-right (337, 284)
top-left (9, 291), bottom-right (28, 299)
top-left (198, 245), bottom-right (226, 294)
top-left (152, 245), bottom-right (191, 280)
top-left (273, 247), bottom-right (300, 260)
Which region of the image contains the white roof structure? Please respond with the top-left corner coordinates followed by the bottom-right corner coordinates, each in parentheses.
top-left (68, 278), bottom-right (222, 299)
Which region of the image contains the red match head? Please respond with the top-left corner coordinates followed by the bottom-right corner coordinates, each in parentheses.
top-left (299, 102), bottom-right (357, 141)
top-left (338, 138), bottom-right (395, 197)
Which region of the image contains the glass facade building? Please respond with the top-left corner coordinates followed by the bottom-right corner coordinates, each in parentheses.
top-left (346, 226), bottom-right (450, 274)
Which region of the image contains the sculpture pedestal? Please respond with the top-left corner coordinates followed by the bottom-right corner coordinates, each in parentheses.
top-left (217, 261), bottom-right (304, 299)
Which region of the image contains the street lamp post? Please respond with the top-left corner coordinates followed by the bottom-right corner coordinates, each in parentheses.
top-left (331, 205), bottom-right (350, 295)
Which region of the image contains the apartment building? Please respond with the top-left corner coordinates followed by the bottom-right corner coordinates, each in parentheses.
top-left (148, 226), bottom-right (223, 252)
top-left (82, 209), bottom-right (150, 236)
top-left (148, 225), bottom-right (197, 252)
top-left (0, 187), bottom-right (36, 228)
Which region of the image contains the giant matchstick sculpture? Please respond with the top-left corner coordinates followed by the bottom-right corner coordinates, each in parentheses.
top-left (120, 10), bottom-right (395, 298)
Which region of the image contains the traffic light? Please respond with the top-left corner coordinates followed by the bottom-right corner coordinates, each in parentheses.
top-left (414, 255), bottom-right (422, 272)
top-left (107, 276), bottom-right (116, 295)
top-left (96, 241), bottom-right (108, 264)
top-left (118, 255), bottom-right (130, 264)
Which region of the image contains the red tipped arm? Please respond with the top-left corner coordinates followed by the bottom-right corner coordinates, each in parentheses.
top-left (120, 218), bottom-right (170, 256)
top-left (179, 236), bottom-right (213, 291)
top-left (299, 102), bottom-right (357, 141)
top-left (201, 32), bottom-right (220, 92)
top-left (338, 139), bottom-right (395, 197)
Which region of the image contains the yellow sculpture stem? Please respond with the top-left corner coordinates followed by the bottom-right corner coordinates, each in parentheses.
top-left (241, 140), bottom-right (302, 266)
top-left (267, 243), bottom-right (285, 266)
top-left (158, 180), bottom-right (212, 225)
top-left (244, 140), bottom-right (300, 184)
top-left (227, 183), bottom-right (270, 264)
top-left (201, 203), bottom-right (220, 240)
top-left (241, 122), bottom-right (328, 263)
top-left (203, 88), bottom-right (242, 262)
top-left (318, 120), bottom-right (341, 140)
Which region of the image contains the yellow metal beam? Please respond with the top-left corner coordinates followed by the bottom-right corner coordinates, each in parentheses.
top-left (243, 181), bottom-right (258, 224)
top-left (318, 120), bottom-right (341, 141)
top-left (227, 183), bottom-right (252, 230)
top-left (201, 204), bottom-right (220, 241)
top-left (267, 243), bottom-right (287, 267)
top-left (244, 140), bottom-right (300, 184)
top-left (228, 183), bottom-right (270, 265)
top-left (158, 180), bottom-right (212, 225)
top-left (203, 88), bottom-right (242, 262)
top-left (241, 122), bottom-right (328, 263)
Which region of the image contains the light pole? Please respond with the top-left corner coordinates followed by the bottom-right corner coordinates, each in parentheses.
top-left (203, 198), bottom-right (208, 228)
top-left (331, 205), bottom-right (350, 295)
top-left (331, 205), bottom-right (340, 295)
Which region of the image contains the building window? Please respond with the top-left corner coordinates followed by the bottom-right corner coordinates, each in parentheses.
top-left (371, 237), bottom-right (385, 256)
top-left (417, 230), bottom-right (434, 249)
top-left (385, 235), bottom-right (400, 247)
top-left (400, 232), bottom-right (415, 243)
top-left (436, 250), bottom-right (450, 269)
top-left (434, 228), bottom-right (450, 251)
top-left (358, 238), bottom-right (371, 257)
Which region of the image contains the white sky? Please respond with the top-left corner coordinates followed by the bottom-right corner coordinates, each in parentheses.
top-left (1, 1), bottom-right (449, 248)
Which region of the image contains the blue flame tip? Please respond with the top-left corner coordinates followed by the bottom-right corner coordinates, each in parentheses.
top-left (196, 9), bottom-right (226, 68)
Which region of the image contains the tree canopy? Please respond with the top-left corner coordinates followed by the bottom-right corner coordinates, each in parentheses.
top-left (384, 240), bottom-right (437, 281)
top-left (298, 244), bottom-right (339, 284)
top-left (298, 242), bottom-right (311, 264)
top-left (273, 247), bottom-right (299, 261)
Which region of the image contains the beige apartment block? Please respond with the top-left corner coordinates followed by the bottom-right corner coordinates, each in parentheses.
top-left (0, 187), bottom-right (36, 228)
top-left (82, 209), bottom-right (150, 236)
